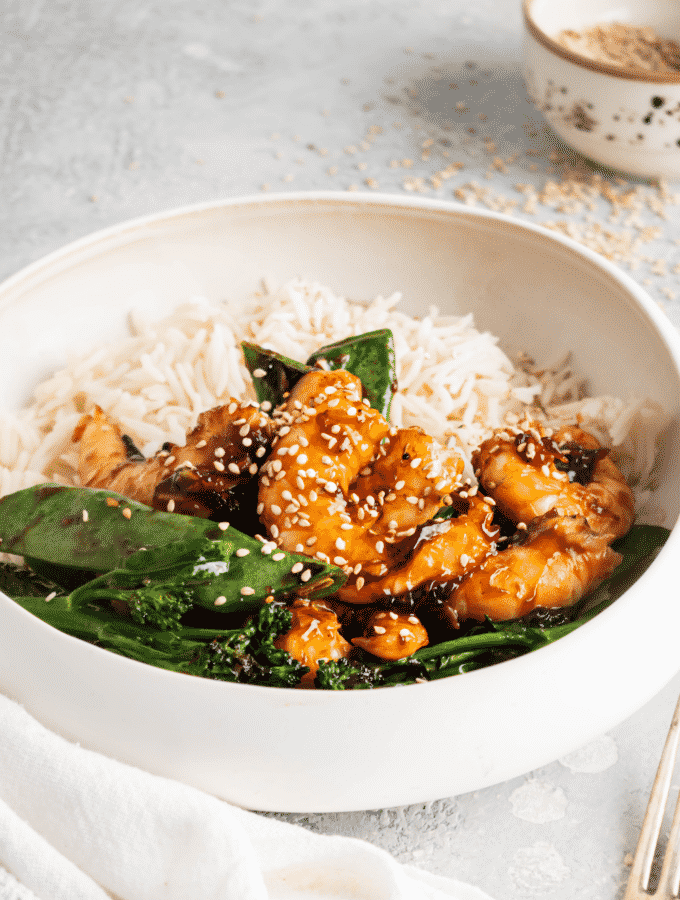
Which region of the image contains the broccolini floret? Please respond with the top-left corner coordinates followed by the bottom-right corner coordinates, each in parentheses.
top-left (126, 584), bottom-right (193, 631)
top-left (315, 657), bottom-right (381, 690)
top-left (191, 601), bottom-right (309, 687)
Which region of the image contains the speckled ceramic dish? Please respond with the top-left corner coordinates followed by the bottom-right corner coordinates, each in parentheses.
top-left (523, 0), bottom-right (680, 178)
top-left (0, 193), bottom-right (679, 812)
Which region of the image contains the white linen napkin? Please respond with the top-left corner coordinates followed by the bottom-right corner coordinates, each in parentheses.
top-left (0, 693), bottom-right (495, 900)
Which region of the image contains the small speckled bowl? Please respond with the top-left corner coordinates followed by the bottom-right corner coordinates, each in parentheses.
top-left (523, 0), bottom-right (680, 179)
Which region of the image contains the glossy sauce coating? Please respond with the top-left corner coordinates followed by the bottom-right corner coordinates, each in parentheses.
top-left (258, 369), bottom-right (464, 603)
top-left (474, 424), bottom-right (634, 540)
top-left (352, 609), bottom-right (429, 660)
top-left (274, 598), bottom-right (351, 683)
top-left (73, 401), bottom-right (273, 514)
top-left (447, 512), bottom-right (620, 622)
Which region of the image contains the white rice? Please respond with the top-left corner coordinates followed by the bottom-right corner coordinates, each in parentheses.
top-left (0, 278), bottom-right (666, 513)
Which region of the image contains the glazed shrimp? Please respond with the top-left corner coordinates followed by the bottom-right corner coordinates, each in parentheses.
top-left (274, 598), bottom-right (351, 684)
top-left (446, 513), bottom-right (620, 623)
top-left (339, 493), bottom-right (499, 604)
top-left (258, 369), bottom-right (464, 602)
top-left (73, 401), bottom-right (273, 516)
top-left (352, 609), bottom-right (428, 660)
top-left (474, 422), bottom-right (635, 540)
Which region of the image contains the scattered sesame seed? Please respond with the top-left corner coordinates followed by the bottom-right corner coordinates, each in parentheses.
top-left (236, 548), bottom-right (250, 557)
top-left (252, 368), bottom-right (267, 378)
top-left (301, 569), bottom-right (312, 582)
top-left (122, 507), bottom-right (132, 519)
top-left (214, 596), bottom-right (227, 606)
top-left (240, 586), bottom-right (255, 596)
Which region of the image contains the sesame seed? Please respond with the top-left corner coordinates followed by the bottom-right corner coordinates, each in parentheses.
top-left (395, 480), bottom-right (406, 490)
top-left (214, 446), bottom-right (226, 457)
top-left (272, 552), bottom-right (285, 561)
top-left (240, 586), bottom-right (255, 596)
top-left (122, 507), bottom-right (132, 519)
top-left (328, 398), bottom-right (340, 408)
top-left (356, 576), bottom-right (365, 590)
top-left (105, 497), bottom-right (120, 507)
top-left (373, 625), bottom-right (386, 635)
top-left (249, 463), bottom-right (258, 475)
top-left (236, 548), bottom-right (250, 557)
top-left (410, 457), bottom-right (422, 468)
top-left (375, 541), bottom-right (384, 554)
top-left (45, 591), bottom-right (57, 602)
top-left (214, 596), bottom-right (227, 606)
top-left (82, 509), bottom-right (89, 522)
top-left (406, 496), bottom-right (418, 505)
top-left (334, 556), bottom-right (347, 565)
top-left (252, 368), bottom-right (267, 378)
top-left (301, 569), bottom-right (312, 582)
top-left (270, 524), bottom-right (280, 538)
top-left (324, 482), bottom-right (337, 493)
top-left (195, 440), bottom-right (207, 449)
top-left (166, 499), bottom-right (175, 513)
top-left (271, 504), bottom-right (282, 515)
top-left (256, 446), bottom-right (266, 458)
top-left (218, 521), bottom-right (230, 530)
top-left (291, 562), bottom-right (304, 573)
top-left (408, 616), bottom-right (420, 624)
top-left (296, 454), bottom-right (308, 465)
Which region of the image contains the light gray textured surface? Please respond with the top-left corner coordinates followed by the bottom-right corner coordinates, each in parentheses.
top-left (3, 1), bottom-right (680, 897)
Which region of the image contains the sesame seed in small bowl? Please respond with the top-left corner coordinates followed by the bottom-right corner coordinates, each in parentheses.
top-left (523, 0), bottom-right (680, 179)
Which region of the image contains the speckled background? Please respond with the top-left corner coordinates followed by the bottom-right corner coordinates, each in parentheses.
top-left (3, 1), bottom-right (680, 897)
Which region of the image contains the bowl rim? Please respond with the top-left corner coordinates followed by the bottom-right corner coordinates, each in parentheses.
top-left (2, 189), bottom-right (680, 704)
top-left (523, 0), bottom-right (680, 84)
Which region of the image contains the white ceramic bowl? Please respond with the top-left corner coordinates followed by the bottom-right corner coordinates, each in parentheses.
top-left (523, 0), bottom-right (680, 179)
top-left (1, 193), bottom-right (679, 812)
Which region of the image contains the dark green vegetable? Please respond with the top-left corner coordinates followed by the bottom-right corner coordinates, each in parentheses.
top-left (241, 342), bottom-right (311, 409)
top-left (306, 329), bottom-right (397, 418)
top-left (241, 328), bottom-right (398, 416)
top-left (0, 484), bottom-right (215, 572)
top-left (191, 601), bottom-right (309, 687)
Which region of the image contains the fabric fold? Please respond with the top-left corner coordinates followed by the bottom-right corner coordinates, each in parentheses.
top-left (0, 694), bottom-right (495, 900)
